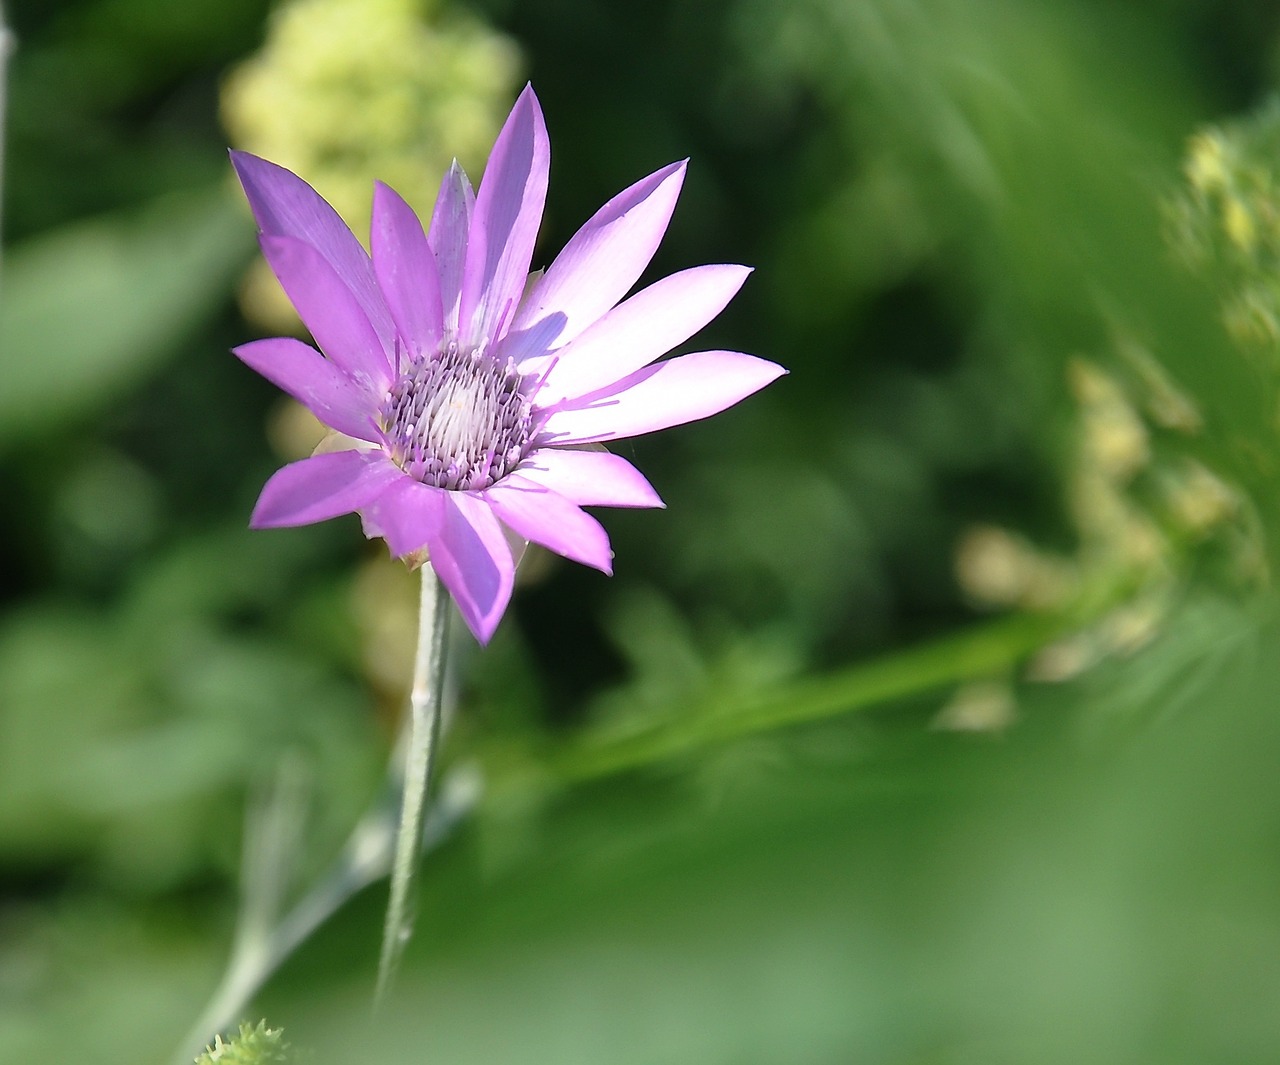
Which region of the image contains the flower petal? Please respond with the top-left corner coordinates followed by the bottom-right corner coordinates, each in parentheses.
top-left (430, 492), bottom-right (515, 644)
top-left (428, 161), bottom-right (475, 336)
top-left (230, 150), bottom-right (397, 359)
top-left (531, 264), bottom-right (752, 404)
top-left (251, 450), bottom-right (404, 528)
top-left (484, 474), bottom-right (613, 574)
top-left (371, 182), bottom-right (443, 366)
top-left (538, 350), bottom-right (787, 445)
top-left (360, 477), bottom-right (446, 558)
top-left (505, 160), bottom-right (687, 360)
top-left (460, 85), bottom-right (550, 348)
top-left (518, 448), bottom-right (664, 508)
top-left (233, 337), bottom-right (381, 442)
top-left (259, 234), bottom-right (393, 393)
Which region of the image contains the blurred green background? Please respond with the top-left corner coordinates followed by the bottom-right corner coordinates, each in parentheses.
top-left (5, 0), bottom-right (1280, 1062)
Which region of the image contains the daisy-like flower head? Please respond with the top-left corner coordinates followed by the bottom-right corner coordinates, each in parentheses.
top-left (232, 85), bottom-right (785, 643)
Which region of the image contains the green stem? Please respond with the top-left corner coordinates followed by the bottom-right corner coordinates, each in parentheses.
top-left (544, 609), bottom-right (1071, 785)
top-left (171, 764), bottom-right (479, 1065)
top-left (375, 563), bottom-right (450, 1006)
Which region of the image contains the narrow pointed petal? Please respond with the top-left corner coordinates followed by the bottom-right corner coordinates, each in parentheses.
top-left (460, 86), bottom-right (550, 347)
top-left (259, 234), bottom-right (393, 392)
top-left (484, 474), bottom-right (614, 573)
top-left (234, 337), bottom-right (381, 442)
top-left (371, 181), bottom-right (443, 364)
top-left (539, 350), bottom-right (786, 445)
top-left (251, 450), bottom-right (404, 528)
top-left (518, 448), bottom-right (664, 508)
top-left (428, 161), bottom-right (475, 336)
top-left (505, 161), bottom-right (687, 360)
top-left (532, 264), bottom-right (752, 403)
top-left (429, 493), bottom-right (515, 644)
top-left (359, 477), bottom-right (446, 557)
top-left (230, 150), bottom-right (397, 357)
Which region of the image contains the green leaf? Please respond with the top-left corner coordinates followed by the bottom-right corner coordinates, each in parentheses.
top-left (0, 187), bottom-right (253, 447)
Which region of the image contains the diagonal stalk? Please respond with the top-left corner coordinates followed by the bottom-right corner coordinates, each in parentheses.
top-left (375, 562), bottom-right (451, 1006)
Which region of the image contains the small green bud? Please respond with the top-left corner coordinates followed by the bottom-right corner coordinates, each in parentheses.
top-left (195, 1020), bottom-right (292, 1065)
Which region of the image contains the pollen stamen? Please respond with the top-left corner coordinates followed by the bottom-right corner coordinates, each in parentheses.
top-left (381, 344), bottom-right (533, 491)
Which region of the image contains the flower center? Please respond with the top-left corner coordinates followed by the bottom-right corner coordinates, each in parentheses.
top-left (381, 342), bottom-right (533, 491)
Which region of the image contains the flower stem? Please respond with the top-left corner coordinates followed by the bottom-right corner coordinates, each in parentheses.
top-left (171, 762), bottom-right (480, 1065)
top-left (375, 562), bottom-right (451, 1006)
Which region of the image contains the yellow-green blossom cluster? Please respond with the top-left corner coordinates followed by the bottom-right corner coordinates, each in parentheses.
top-left (956, 349), bottom-right (1255, 679)
top-left (222, 0), bottom-right (520, 328)
top-left (1167, 96), bottom-right (1280, 352)
top-left (954, 95), bottom-right (1280, 680)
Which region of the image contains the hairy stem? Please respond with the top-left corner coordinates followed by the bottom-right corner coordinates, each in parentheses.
top-left (172, 560), bottom-right (471, 1065)
top-left (375, 563), bottom-right (450, 1006)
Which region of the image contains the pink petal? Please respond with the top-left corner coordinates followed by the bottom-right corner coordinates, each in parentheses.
top-left (538, 350), bottom-right (787, 445)
top-left (259, 235), bottom-right (393, 393)
top-left (359, 477), bottom-right (446, 558)
top-left (230, 151), bottom-right (397, 360)
top-left (233, 337), bottom-right (381, 442)
top-left (459, 85), bottom-right (550, 348)
top-left (531, 264), bottom-right (752, 404)
top-left (518, 448), bottom-right (664, 508)
top-left (251, 450), bottom-right (404, 528)
top-left (505, 161), bottom-right (687, 361)
top-left (429, 493), bottom-right (515, 644)
top-left (484, 474), bottom-right (614, 574)
top-left (427, 161), bottom-right (475, 336)
top-left (371, 182), bottom-right (443, 365)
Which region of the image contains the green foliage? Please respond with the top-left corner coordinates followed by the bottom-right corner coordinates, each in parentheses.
top-left (0, 189), bottom-right (252, 450)
top-left (5, 0), bottom-right (1280, 1062)
top-left (0, 522), bottom-right (383, 892)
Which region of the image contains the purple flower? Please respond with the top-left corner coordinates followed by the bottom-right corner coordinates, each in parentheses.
top-left (231, 86), bottom-right (785, 643)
